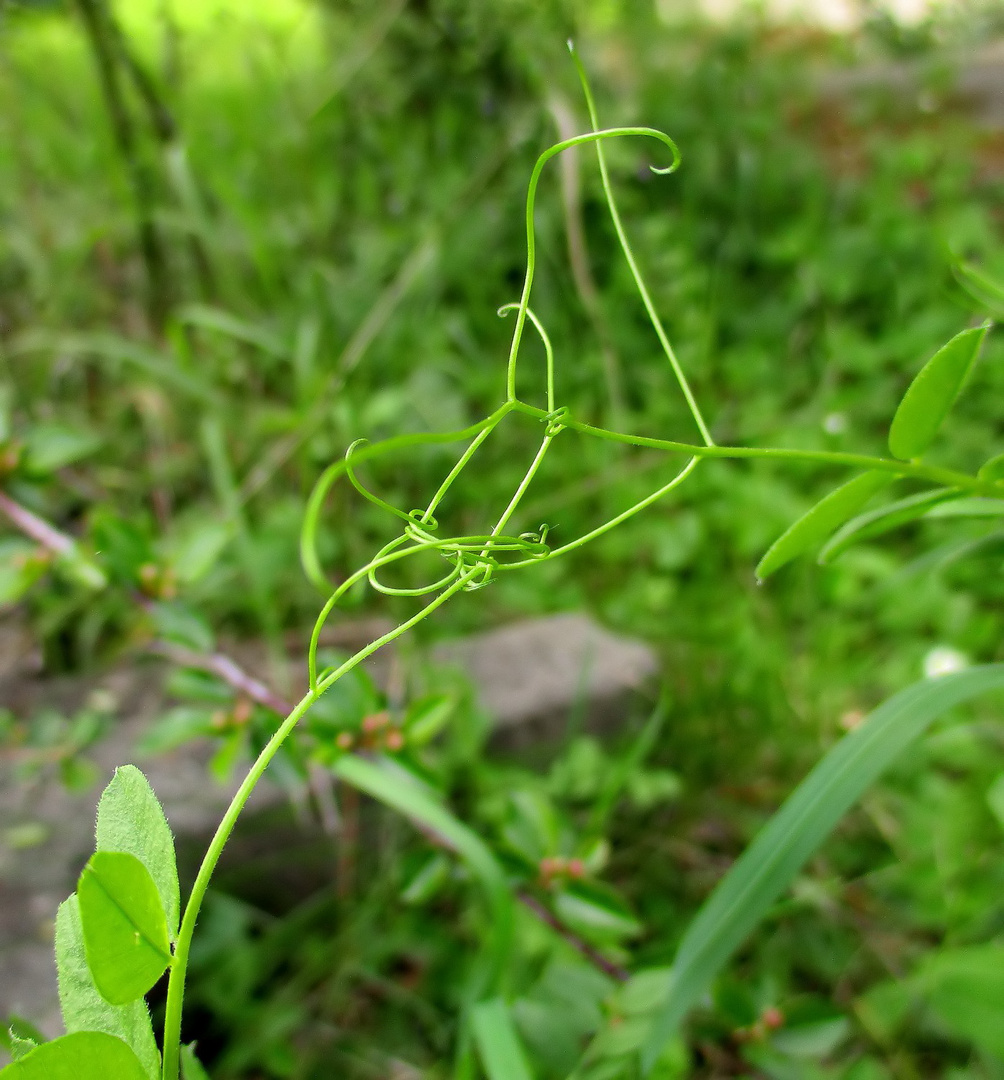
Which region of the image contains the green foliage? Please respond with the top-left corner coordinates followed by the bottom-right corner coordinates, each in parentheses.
top-left (95, 765), bottom-right (181, 938)
top-left (642, 663), bottom-right (1004, 1067)
top-left (77, 851), bottom-right (174, 1005)
top-left (2, 2), bottom-right (1004, 1077)
top-left (0, 1032), bottom-right (148, 1079)
top-left (888, 323), bottom-right (992, 460)
top-left (54, 896), bottom-right (161, 1080)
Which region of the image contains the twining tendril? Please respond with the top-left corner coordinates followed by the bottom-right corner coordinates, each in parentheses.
top-left (163, 45), bottom-right (1002, 1079)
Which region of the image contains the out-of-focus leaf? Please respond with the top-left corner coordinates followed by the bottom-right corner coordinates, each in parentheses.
top-left (471, 998), bottom-right (534, 1080)
top-left (77, 852), bottom-right (173, 1005)
top-left (180, 1044), bottom-right (211, 1080)
top-left (401, 853), bottom-right (451, 905)
top-left (135, 707), bottom-right (218, 756)
top-left (888, 323), bottom-right (990, 460)
top-left (22, 424), bottom-right (101, 474)
top-left (404, 693), bottom-right (455, 745)
top-left (95, 766), bottom-right (180, 939)
top-left (641, 664), bottom-right (1004, 1070)
top-left (977, 452), bottom-right (1004, 483)
top-left (335, 754), bottom-right (512, 996)
top-left (818, 488), bottom-right (958, 564)
top-left (176, 304), bottom-right (288, 357)
top-left (54, 898), bottom-right (160, 1080)
top-left (164, 520), bottom-right (231, 584)
top-left (149, 602), bottom-right (215, 653)
top-left (755, 471), bottom-right (891, 579)
top-left (0, 1032), bottom-right (148, 1078)
top-left (554, 881), bottom-right (642, 942)
top-left (924, 497), bottom-right (1004, 518)
top-left (917, 945), bottom-right (1004, 1058)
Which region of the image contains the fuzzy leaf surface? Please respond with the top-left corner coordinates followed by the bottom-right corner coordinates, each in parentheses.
top-left (77, 852), bottom-right (173, 1005)
top-left (95, 765), bottom-right (180, 938)
top-left (55, 897), bottom-right (160, 1079)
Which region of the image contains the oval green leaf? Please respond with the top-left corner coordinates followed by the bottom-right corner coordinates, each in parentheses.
top-left (0, 1031), bottom-right (147, 1079)
top-left (77, 852), bottom-right (173, 1005)
top-left (818, 487), bottom-right (959, 564)
top-left (888, 323), bottom-right (991, 460)
top-left (641, 663), bottom-right (1004, 1071)
top-left (96, 766), bottom-right (180, 939)
top-left (755, 471), bottom-right (892, 580)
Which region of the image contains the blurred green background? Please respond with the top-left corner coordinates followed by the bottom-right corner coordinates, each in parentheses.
top-left (3, 0), bottom-right (1004, 1076)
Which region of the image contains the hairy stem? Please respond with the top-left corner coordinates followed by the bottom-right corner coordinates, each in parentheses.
top-left (161, 572), bottom-right (475, 1079)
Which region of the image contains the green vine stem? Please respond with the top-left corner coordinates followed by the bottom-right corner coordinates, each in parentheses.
top-left (156, 48), bottom-right (1001, 1079)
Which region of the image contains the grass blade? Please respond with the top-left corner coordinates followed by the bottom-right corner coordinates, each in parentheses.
top-left (888, 323), bottom-right (991, 460)
top-left (334, 755), bottom-right (513, 996)
top-left (641, 663), bottom-right (1004, 1071)
top-left (471, 998), bottom-right (535, 1080)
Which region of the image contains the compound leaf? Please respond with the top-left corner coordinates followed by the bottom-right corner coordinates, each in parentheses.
top-left (95, 765), bottom-right (180, 938)
top-left (888, 323), bottom-right (990, 460)
top-left (471, 998), bottom-right (535, 1080)
top-left (642, 664), bottom-right (1004, 1071)
top-left (755, 471), bottom-right (891, 579)
top-left (55, 897), bottom-right (160, 1080)
top-left (0, 1031), bottom-right (147, 1079)
top-left (77, 852), bottom-right (173, 1006)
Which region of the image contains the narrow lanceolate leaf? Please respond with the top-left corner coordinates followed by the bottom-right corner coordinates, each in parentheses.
top-left (925, 497), bottom-right (1004, 519)
top-left (335, 755), bottom-right (512, 997)
top-left (77, 852), bottom-right (173, 1005)
top-left (977, 452), bottom-right (1004, 484)
top-left (818, 487), bottom-right (959, 565)
top-left (888, 323), bottom-right (991, 460)
top-left (641, 664), bottom-right (1004, 1072)
top-left (755, 471), bottom-right (892, 580)
top-left (55, 897), bottom-right (160, 1080)
top-left (95, 765), bottom-right (180, 939)
top-left (471, 998), bottom-right (535, 1080)
top-left (0, 1031), bottom-right (147, 1079)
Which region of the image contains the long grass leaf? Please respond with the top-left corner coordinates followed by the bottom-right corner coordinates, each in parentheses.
top-left (471, 999), bottom-right (534, 1080)
top-left (641, 664), bottom-right (1004, 1071)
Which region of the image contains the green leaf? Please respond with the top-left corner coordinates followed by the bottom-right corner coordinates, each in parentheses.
top-left (6, 1035), bottom-right (37, 1063)
top-left (149, 602), bottom-right (215, 653)
top-left (0, 1032), bottom-right (147, 1079)
top-left (553, 882), bottom-right (642, 943)
top-left (641, 663), bottom-right (1004, 1071)
top-left (471, 998), bottom-right (535, 1080)
top-left (180, 1044), bottom-right (211, 1080)
top-left (977, 452), bottom-right (1004, 483)
top-left (55, 898), bottom-right (160, 1080)
top-left (22, 424), bottom-right (101, 474)
top-left (334, 755), bottom-right (512, 997)
top-left (924, 497), bottom-right (1004, 518)
top-left (818, 488), bottom-right (958, 564)
top-left (888, 323), bottom-right (991, 460)
top-left (165, 520), bottom-right (231, 584)
top-left (77, 852), bottom-right (173, 1005)
top-left (755, 471), bottom-right (892, 579)
top-left (917, 945), bottom-right (1004, 1058)
top-left (95, 766), bottom-right (180, 939)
